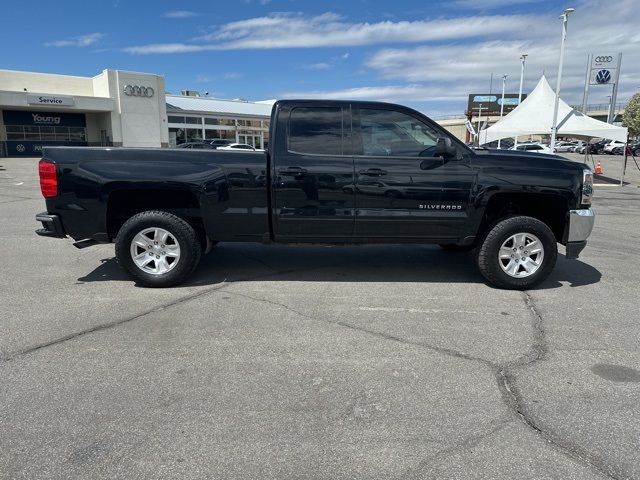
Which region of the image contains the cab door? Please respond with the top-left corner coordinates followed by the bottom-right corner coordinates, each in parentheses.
top-left (352, 106), bottom-right (470, 240)
top-left (271, 104), bottom-right (355, 239)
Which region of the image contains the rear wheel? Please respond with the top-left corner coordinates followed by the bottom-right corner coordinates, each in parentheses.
top-left (115, 211), bottom-right (202, 287)
top-left (477, 216), bottom-right (557, 289)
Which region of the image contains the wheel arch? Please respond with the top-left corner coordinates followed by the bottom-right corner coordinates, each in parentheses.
top-left (106, 188), bottom-right (206, 245)
top-left (478, 192), bottom-right (569, 243)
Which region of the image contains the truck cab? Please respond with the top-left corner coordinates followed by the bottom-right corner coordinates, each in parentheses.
top-left (36, 99), bottom-right (595, 289)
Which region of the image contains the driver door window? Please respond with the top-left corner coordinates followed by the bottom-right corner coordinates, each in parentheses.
top-left (356, 108), bottom-right (440, 157)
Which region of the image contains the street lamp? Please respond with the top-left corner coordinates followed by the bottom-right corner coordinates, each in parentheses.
top-left (550, 7), bottom-right (575, 153)
top-left (497, 75), bottom-right (507, 149)
top-left (514, 54), bottom-right (528, 148)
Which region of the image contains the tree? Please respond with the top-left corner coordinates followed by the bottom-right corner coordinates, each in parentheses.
top-left (622, 93), bottom-right (640, 137)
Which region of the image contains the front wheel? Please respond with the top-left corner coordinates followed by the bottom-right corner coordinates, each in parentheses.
top-left (115, 211), bottom-right (202, 287)
top-left (477, 216), bottom-right (557, 290)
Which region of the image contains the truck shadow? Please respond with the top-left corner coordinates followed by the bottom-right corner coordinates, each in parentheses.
top-left (77, 244), bottom-right (601, 289)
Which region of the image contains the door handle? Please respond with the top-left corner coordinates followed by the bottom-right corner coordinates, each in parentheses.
top-left (279, 167), bottom-right (308, 175)
top-left (359, 168), bottom-right (387, 176)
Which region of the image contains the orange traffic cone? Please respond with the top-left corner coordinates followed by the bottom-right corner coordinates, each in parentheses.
top-left (595, 161), bottom-right (603, 175)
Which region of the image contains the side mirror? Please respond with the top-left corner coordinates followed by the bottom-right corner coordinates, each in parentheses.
top-left (435, 137), bottom-right (457, 158)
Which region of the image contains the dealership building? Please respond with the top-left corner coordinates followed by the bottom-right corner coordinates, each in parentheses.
top-left (0, 68), bottom-right (273, 157)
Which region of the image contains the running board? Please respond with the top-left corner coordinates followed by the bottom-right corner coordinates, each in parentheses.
top-left (73, 238), bottom-right (98, 249)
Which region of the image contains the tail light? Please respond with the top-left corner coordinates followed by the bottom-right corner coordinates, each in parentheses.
top-left (582, 169), bottom-right (593, 205)
top-left (39, 160), bottom-right (58, 198)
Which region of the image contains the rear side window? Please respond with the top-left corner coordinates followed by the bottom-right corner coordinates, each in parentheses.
top-left (288, 107), bottom-right (343, 155)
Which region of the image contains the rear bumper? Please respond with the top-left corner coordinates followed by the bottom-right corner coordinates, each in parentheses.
top-left (565, 208), bottom-right (594, 259)
top-left (35, 212), bottom-right (66, 238)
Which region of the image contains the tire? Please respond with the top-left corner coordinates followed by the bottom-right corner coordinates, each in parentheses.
top-left (477, 216), bottom-right (557, 290)
top-left (115, 211), bottom-right (202, 287)
top-left (439, 243), bottom-right (475, 252)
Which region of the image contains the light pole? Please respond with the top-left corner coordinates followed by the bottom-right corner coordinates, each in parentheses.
top-left (514, 54), bottom-right (527, 148)
top-left (497, 75), bottom-right (507, 149)
top-left (550, 7), bottom-right (575, 153)
top-left (476, 104), bottom-right (483, 146)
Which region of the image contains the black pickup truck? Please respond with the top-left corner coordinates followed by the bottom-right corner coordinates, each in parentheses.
top-left (36, 100), bottom-right (594, 289)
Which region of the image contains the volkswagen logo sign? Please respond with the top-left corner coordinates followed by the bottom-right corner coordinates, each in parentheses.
top-left (595, 69), bottom-right (611, 84)
top-left (594, 56), bottom-right (613, 63)
top-left (123, 85), bottom-right (155, 97)
top-left (16, 144), bottom-right (26, 153)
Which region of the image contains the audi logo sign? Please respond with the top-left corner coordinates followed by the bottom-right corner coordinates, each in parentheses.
top-left (123, 85), bottom-right (155, 97)
top-left (594, 56), bottom-right (613, 63)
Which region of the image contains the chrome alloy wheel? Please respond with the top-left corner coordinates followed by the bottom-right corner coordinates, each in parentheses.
top-left (498, 232), bottom-right (544, 278)
top-left (129, 227), bottom-right (181, 275)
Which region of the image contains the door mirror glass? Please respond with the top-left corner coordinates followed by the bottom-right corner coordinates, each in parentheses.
top-left (435, 137), bottom-right (457, 158)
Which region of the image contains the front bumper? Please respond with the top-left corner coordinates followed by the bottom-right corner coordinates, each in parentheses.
top-left (565, 208), bottom-right (594, 259)
top-left (35, 212), bottom-right (66, 238)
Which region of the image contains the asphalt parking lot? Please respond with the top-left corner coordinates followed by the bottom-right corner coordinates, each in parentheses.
top-left (1, 155), bottom-right (639, 480)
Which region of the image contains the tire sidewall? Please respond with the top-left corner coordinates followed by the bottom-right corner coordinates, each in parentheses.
top-left (115, 211), bottom-right (201, 287)
top-left (478, 216), bottom-right (557, 289)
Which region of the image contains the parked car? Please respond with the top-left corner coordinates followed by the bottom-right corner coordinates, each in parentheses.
top-left (175, 141), bottom-right (217, 149)
top-left (554, 141), bottom-right (577, 152)
top-left (613, 142), bottom-right (640, 156)
top-left (209, 139), bottom-right (235, 148)
top-left (480, 139), bottom-right (514, 150)
top-left (35, 99), bottom-right (595, 290)
top-left (566, 141), bottom-right (586, 152)
top-left (510, 143), bottom-right (553, 154)
top-left (577, 139), bottom-right (609, 154)
top-left (217, 143), bottom-right (261, 151)
top-left (603, 140), bottom-right (626, 154)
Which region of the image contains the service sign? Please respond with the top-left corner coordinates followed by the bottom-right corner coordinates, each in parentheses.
top-left (26, 94), bottom-right (75, 106)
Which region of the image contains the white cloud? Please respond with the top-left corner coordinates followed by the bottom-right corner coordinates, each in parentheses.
top-left (164, 10), bottom-right (197, 18)
top-left (124, 11), bottom-right (549, 54)
top-left (303, 62), bottom-right (332, 70)
top-left (196, 72), bottom-right (243, 83)
top-left (279, 84), bottom-right (473, 103)
top-left (44, 33), bottom-right (104, 48)
top-left (452, 0), bottom-right (540, 9)
top-left (223, 72), bottom-right (243, 79)
top-left (363, 0), bottom-right (640, 107)
top-left (122, 0), bottom-right (639, 114)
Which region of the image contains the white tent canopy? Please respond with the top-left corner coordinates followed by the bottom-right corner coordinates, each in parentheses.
top-left (481, 75), bottom-right (627, 144)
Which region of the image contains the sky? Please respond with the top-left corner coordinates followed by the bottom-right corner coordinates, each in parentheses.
top-left (1, 0), bottom-right (638, 118)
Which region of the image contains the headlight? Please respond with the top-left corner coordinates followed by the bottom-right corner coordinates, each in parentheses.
top-left (582, 169), bottom-right (593, 205)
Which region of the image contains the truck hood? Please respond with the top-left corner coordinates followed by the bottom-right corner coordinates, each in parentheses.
top-left (475, 148), bottom-right (587, 173)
